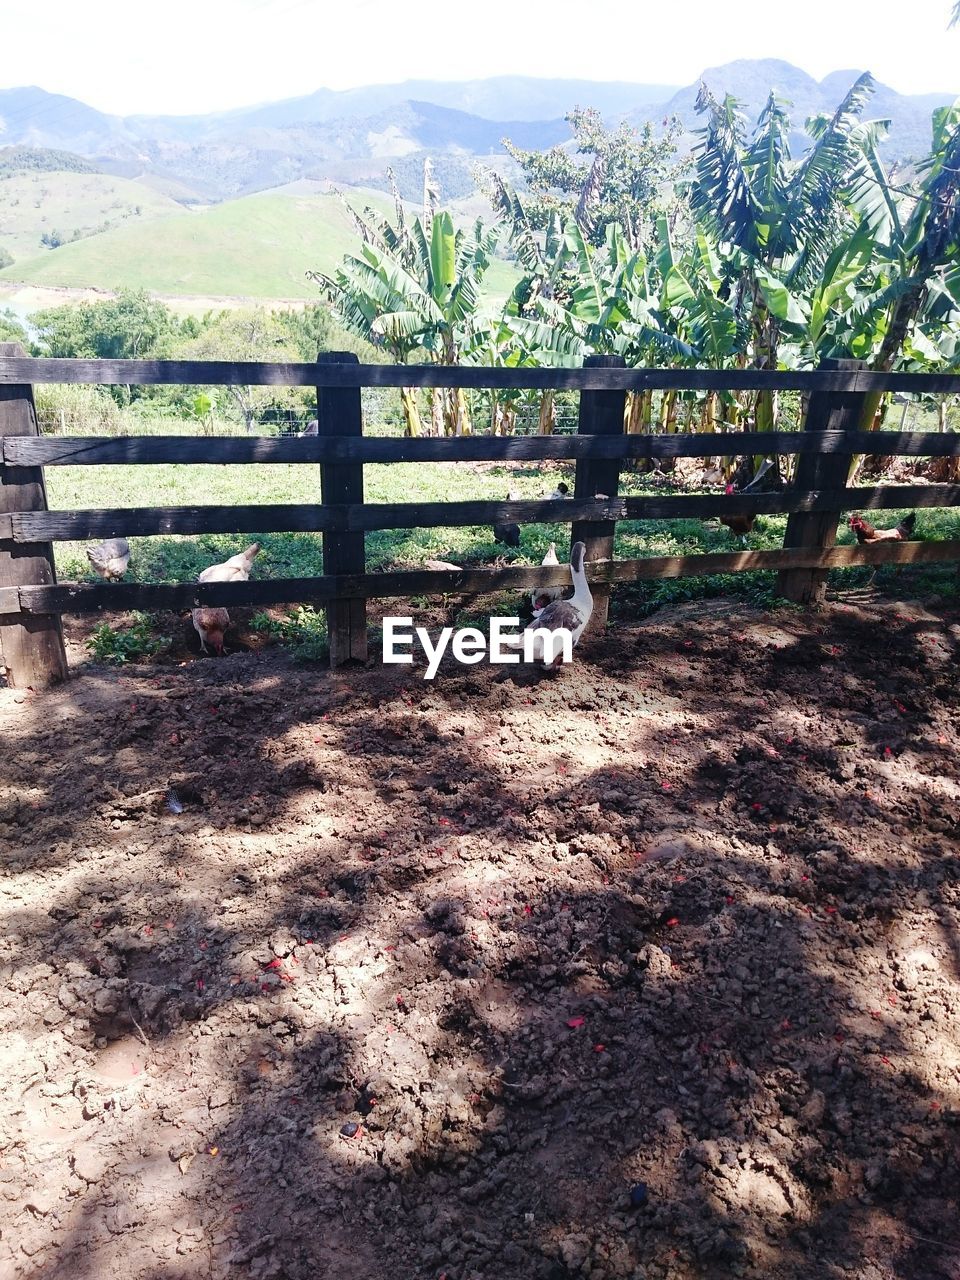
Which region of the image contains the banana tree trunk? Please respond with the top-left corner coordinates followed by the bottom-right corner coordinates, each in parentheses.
top-left (625, 391), bottom-right (645, 434)
top-left (538, 390), bottom-right (556, 435)
top-left (700, 392), bottom-right (718, 432)
top-left (431, 387), bottom-right (444, 437)
top-left (400, 387), bottom-right (422, 437)
top-left (453, 387), bottom-right (472, 436)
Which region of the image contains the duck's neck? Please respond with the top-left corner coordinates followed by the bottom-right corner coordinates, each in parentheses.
top-left (570, 554), bottom-right (592, 607)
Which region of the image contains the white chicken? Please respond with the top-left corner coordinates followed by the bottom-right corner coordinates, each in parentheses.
top-left (530, 542), bottom-right (563, 615)
top-left (87, 538), bottom-right (130, 581)
top-left (197, 543), bottom-right (260, 583)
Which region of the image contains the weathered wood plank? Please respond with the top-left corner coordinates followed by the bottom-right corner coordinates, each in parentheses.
top-left (3, 356), bottom-right (960, 395)
top-left (779, 359), bottom-right (868, 605)
top-left (13, 539), bottom-right (960, 615)
top-left (572, 355), bottom-right (625, 635)
top-left (6, 429), bottom-right (960, 468)
top-left (14, 485), bottom-right (959, 542)
top-left (0, 342), bottom-right (68, 687)
top-left (317, 353), bottom-right (367, 666)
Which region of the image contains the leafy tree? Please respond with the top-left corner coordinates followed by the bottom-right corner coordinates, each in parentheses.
top-left (31, 289), bottom-right (178, 404)
top-left (502, 107), bottom-right (685, 251)
top-left (175, 308), bottom-right (308, 431)
top-left (0, 308), bottom-right (26, 344)
top-left (31, 289), bottom-right (177, 360)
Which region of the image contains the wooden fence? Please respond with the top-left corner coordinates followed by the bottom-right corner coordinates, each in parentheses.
top-left (1, 345), bottom-right (959, 687)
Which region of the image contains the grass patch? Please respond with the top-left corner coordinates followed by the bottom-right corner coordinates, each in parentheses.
top-left (250, 606), bottom-right (327, 662)
top-left (87, 613), bottom-right (171, 664)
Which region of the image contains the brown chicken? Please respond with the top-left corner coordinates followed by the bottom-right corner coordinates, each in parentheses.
top-left (192, 607), bottom-right (230, 655)
top-left (849, 512), bottom-right (916, 543)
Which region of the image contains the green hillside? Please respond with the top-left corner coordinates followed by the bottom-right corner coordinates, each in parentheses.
top-left (0, 187), bottom-right (519, 304)
top-left (0, 169), bottom-right (183, 261)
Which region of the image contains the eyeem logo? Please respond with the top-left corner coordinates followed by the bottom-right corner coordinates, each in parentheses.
top-left (382, 616), bottom-right (572, 679)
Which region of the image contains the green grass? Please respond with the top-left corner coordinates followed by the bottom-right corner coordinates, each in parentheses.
top-left (45, 424), bottom-right (960, 622)
top-left (1, 188), bottom-right (520, 305)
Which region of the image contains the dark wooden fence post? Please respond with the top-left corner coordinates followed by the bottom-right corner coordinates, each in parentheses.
top-left (571, 354), bottom-right (627, 635)
top-left (317, 351), bottom-right (367, 666)
top-left (0, 342), bottom-right (69, 688)
top-left (778, 357), bottom-right (868, 606)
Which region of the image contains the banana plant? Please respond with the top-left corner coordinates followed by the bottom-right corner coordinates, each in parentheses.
top-left (311, 202), bottom-right (498, 435)
top-left (690, 75), bottom-right (879, 432)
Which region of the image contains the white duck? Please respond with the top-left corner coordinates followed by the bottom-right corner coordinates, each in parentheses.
top-left (530, 542), bottom-right (562, 615)
top-left (197, 543), bottom-right (260, 584)
top-left (505, 541), bottom-right (593, 666)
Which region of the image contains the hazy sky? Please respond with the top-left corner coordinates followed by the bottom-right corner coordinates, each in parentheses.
top-left (3, 0), bottom-right (958, 115)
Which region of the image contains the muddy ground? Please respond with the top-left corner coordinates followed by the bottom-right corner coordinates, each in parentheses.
top-left (1, 592), bottom-right (959, 1280)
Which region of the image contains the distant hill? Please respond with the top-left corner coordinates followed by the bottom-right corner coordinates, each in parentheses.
top-left (1, 65), bottom-right (953, 204)
top-left (0, 188), bottom-right (519, 302)
top-left (0, 155), bottom-right (184, 261)
top-left (651, 59), bottom-right (953, 160)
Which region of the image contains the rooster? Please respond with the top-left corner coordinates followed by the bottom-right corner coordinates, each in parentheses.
top-left (849, 512), bottom-right (916, 543)
top-left (197, 543), bottom-right (260, 583)
top-left (192, 607), bottom-right (230, 655)
top-left (719, 457), bottom-right (780, 544)
top-left (87, 538), bottom-right (130, 581)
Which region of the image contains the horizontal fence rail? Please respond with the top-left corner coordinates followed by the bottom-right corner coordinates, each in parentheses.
top-left (2, 486), bottom-right (958, 542)
top-left (5, 429), bottom-right (960, 467)
top-left (3, 357), bottom-right (960, 394)
top-left (1, 348), bottom-right (959, 687)
top-left (4, 540), bottom-right (959, 617)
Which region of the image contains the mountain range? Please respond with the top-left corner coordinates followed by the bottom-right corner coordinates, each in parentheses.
top-left (1, 61), bottom-right (955, 202)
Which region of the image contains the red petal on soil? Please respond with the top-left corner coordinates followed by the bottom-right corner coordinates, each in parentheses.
top-left (930, 1101), bottom-right (941, 1110)
top-left (566, 1017), bottom-right (586, 1029)
top-left (666, 917), bottom-right (680, 927)
top-left (884, 746), bottom-right (892, 757)
top-left (880, 1055), bottom-right (892, 1065)
top-left (143, 926), bottom-right (153, 936)
top-left (824, 906), bottom-right (837, 914)
top-left (661, 782), bottom-right (672, 791)
top-left (523, 905), bottom-right (533, 915)
top-left (751, 803), bottom-right (762, 812)
top-left (780, 1019), bottom-right (791, 1031)
top-left (593, 1044), bottom-right (606, 1053)
top-left (196, 978), bottom-right (205, 991)
top-left (199, 941), bottom-right (207, 951)
top-left (725, 896), bottom-right (734, 905)
top-left (673, 875), bottom-right (685, 883)
top-left (834, 1032), bottom-right (845, 1043)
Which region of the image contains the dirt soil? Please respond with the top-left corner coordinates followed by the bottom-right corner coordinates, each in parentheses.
top-left (1, 593), bottom-right (959, 1280)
